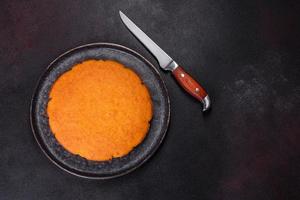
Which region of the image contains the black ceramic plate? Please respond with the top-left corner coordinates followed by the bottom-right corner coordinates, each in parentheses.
top-left (30, 43), bottom-right (170, 179)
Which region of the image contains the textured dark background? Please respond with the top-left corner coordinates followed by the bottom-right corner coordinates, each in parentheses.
top-left (0, 0), bottom-right (299, 199)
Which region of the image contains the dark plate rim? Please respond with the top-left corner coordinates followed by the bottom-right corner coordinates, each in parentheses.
top-left (30, 42), bottom-right (170, 179)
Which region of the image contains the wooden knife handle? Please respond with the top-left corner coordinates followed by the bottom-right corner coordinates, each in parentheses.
top-left (172, 66), bottom-right (211, 111)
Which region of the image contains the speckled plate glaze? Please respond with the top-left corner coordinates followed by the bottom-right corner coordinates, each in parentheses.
top-left (30, 43), bottom-right (170, 179)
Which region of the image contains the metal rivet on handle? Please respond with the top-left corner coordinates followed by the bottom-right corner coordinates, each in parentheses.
top-left (195, 88), bottom-right (200, 92)
top-left (180, 73), bottom-right (185, 78)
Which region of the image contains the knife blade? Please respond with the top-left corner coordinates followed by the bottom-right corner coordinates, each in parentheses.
top-left (119, 11), bottom-right (211, 111)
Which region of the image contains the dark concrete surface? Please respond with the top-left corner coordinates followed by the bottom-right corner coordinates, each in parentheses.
top-left (0, 0), bottom-right (299, 199)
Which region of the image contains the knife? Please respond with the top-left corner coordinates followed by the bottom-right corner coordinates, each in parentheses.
top-left (119, 11), bottom-right (211, 111)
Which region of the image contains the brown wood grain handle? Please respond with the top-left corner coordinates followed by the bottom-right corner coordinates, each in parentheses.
top-left (172, 66), bottom-right (211, 111)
